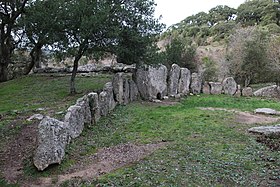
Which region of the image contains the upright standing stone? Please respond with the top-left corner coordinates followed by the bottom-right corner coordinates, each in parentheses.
top-left (190, 73), bottom-right (202, 94)
top-left (123, 78), bottom-right (130, 105)
top-left (136, 65), bottom-right (168, 100)
top-left (202, 82), bottom-right (210, 94)
top-left (99, 91), bottom-right (109, 116)
top-left (242, 87), bottom-right (253, 97)
top-left (222, 77), bottom-right (237, 96)
top-left (209, 82), bottom-right (223, 95)
top-left (129, 79), bottom-right (139, 102)
top-left (112, 73), bottom-right (124, 104)
top-left (34, 117), bottom-right (69, 171)
top-left (76, 96), bottom-right (91, 125)
top-left (168, 64), bottom-right (181, 96)
top-left (64, 105), bottom-right (85, 139)
top-left (88, 92), bottom-right (100, 124)
top-left (178, 68), bottom-right (191, 95)
top-left (104, 82), bottom-right (117, 111)
top-left (235, 85), bottom-right (241, 97)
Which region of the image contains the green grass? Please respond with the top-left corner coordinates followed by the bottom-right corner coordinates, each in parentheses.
top-left (54, 95), bottom-right (280, 186)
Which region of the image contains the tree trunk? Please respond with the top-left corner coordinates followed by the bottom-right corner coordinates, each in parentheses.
top-left (70, 44), bottom-right (87, 95)
top-left (0, 63), bottom-right (9, 82)
top-left (25, 44), bottom-right (43, 75)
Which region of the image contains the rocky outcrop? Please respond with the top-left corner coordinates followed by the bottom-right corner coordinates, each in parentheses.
top-left (242, 87), bottom-right (253, 97)
top-left (178, 68), bottom-right (191, 95)
top-left (222, 77), bottom-right (237, 96)
top-left (33, 117), bottom-right (69, 171)
top-left (254, 85), bottom-right (280, 98)
top-left (209, 82), bottom-right (222, 95)
top-left (136, 65), bottom-right (168, 100)
top-left (190, 73), bottom-right (202, 94)
top-left (168, 64), bottom-right (180, 96)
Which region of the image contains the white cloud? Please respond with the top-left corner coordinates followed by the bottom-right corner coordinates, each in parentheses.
top-left (154, 0), bottom-right (245, 27)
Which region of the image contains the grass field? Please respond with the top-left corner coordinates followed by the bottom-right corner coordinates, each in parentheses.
top-left (1, 75), bottom-right (280, 186)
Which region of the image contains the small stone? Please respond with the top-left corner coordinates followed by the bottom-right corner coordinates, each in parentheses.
top-left (254, 108), bottom-right (279, 115)
top-left (248, 125), bottom-right (280, 136)
top-left (27, 114), bottom-right (44, 121)
top-left (242, 87), bottom-right (253, 97)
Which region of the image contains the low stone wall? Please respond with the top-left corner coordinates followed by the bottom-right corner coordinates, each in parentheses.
top-left (33, 63), bottom-right (257, 171)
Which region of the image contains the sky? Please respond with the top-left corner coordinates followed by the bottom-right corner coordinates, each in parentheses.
top-left (154, 0), bottom-right (246, 27)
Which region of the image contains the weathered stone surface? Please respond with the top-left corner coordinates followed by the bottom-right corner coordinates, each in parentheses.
top-left (242, 87), bottom-right (253, 97)
top-left (64, 105), bottom-right (85, 139)
top-left (112, 73), bottom-right (124, 104)
top-left (222, 77), bottom-right (237, 95)
top-left (190, 73), bottom-right (202, 94)
top-left (136, 65), bottom-right (168, 100)
top-left (209, 82), bottom-right (223, 95)
top-left (88, 92), bottom-right (100, 124)
top-left (123, 78), bottom-right (130, 105)
top-left (104, 82), bottom-right (117, 111)
top-left (202, 82), bottom-right (210, 94)
top-left (253, 85), bottom-right (279, 98)
top-left (178, 68), bottom-right (191, 95)
top-left (27, 114), bottom-right (44, 121)
top-left (129, 79), bottom-right (139, 102)
top-left (168, 64), bottom-right (181, 96)
top-left (248, 125), bottom-right (280, 136)
top-left (99, 91), bottom-right (109, 116)
top-left (34, 117), bottom-right (69, 171)
top-left (76, 96), bottom-right (91, 125)
top-left (254, 108), bottom-right (280, 115)
top-left (235, 85), bottom-right (241, 97)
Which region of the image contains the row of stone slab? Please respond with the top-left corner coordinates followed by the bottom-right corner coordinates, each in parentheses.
top-left (33, 73), bottom-right (139, 171)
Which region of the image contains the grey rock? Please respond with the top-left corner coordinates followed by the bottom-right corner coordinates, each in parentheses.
top-left (253, 85), bottom-right (280, 98)
top-left (222, 77), bottom-right (237, 95)
top-left (123, 64), bottom-right (136, 73)
top-left (27, 114), bottom-right (44, 121)
top-left (254, 108), bottom-right (279, 115)
top-left (248, 125), bottom-right (280, 136)
top-left (64, 105), bottom-right (85, 139)
top-left (76, 96), bottom-right (92, 125)
top-left (202, 82), bottom-right (210, 94)
top-left (209, 82), bottom-right (223, 95)
top-left (136, 64), bottom-right (168, 100)
top-left (168, 64), bottom-right (181, 96)
top-left (129, 79), bottom-right (139, 102)
top-left (34, 117), bottom-right (69, 171)
top-left (104, 82), bottom-right (117, 111)
top-left (88, 92), bottom-right (100, 124)
top-left (235, 85), bottom-right (241, 97)
top-left (242, 87), bottom-right (253, 97)
top-left (123, 78), bottom-right (130, 105)
top-left (190, 73), bottom-right (202, 94)
top-left (112, 73), bottom-right (124, 104)
top-left (99, 91), bottom-right (109, 116)
top-left (77, 64), bottom-right (97, 72)
top-left (178, 68), bottom-right (191, 95)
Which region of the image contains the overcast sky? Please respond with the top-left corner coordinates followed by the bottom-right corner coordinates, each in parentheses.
top-left (154, 0), bottom-right (246, 27)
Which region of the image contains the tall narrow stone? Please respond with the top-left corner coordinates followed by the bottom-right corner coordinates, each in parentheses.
top-left (64, 105), bottom-right (85, 139)
top-left (112, 73), bottom-right (124, 104)
top-left (168, 64), bottom-right (181, 96)
top-left (190, 73), bottom-right (202, 94)
top-left (123, 78), bottom-right (130, 105)
top-left (129, 79), bottom-right (139, 102)
top-left (88, 92), bottom-right (100, 124)
top-left (104, 82), bottom-right (117, 111)
top-left (99, 91), bottom-right (109, 116)
top-left (178, 68), bottom-right (191, 95)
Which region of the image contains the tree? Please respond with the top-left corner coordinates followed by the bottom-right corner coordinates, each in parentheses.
top-left (209, 5), bottom-right (237, 26)
top-left (226, 27), bottom-right (268, 86)
top-left (266, 35), bottom-right (280, 85)
top-left (56, 0), bottom-right (163, 94)
top-left (0, 0), bottom-right (28, 82)
top-left (19, 0), bottom-right (65, 74)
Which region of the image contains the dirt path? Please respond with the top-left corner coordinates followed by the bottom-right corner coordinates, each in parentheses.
top-left (25, 142), bottom-right (167, 187)
top-left (198, 107), bottom-right (280, 125)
